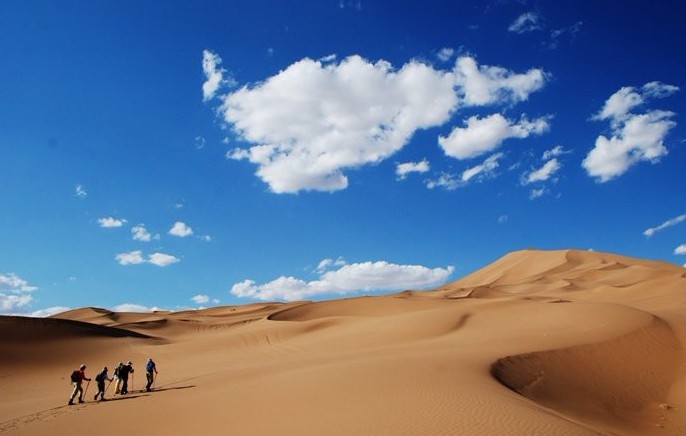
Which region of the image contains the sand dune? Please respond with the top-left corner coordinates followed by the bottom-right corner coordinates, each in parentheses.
top-left (1, 248), bottom-right (685, 435)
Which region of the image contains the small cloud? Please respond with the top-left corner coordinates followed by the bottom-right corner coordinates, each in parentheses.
top-left (116, 250), bottom-right (146, 265)
top-left (195, 136), bottom-right (206, 150)
top-left (319, 54), bottom-right (337, 63)
top-left (436, 47), bottom-right (455, 62)
top-left (0, 273), bottom-right (38, 313)
top-left (396, 159), bottom-right (430, 180)
top-left (548, 21), bottom-right (583, 49)
top-left (169, 221), bottom-right (194, 238)
top-left (148, 253), bottom-right (180, 267)
top-left (674, 244), bottom-right (686, 255)
top-left (98, 217), bottom-right (127, 228)
top-left (439, 113), bottom-right (549, 160)
top-left (425, 172), bottom-right (460, 191)
top-left (112, 303), bottom-right (151, 313)
top-left (75, 184), bottom-right (87, 198)
top-left (132, 224), bottom-right (158, 242)
top-left (542, 145), bottom-right (569, 160)
top-left (191, 294), bottom-right (210, 304)
top-left (28, 306), bottom-right (71, 317)
top-left (202, 50), bottom-right (234, 101)
top-left (115, 251), bottom-right (179, 267)
top-left (522, 158), bottom-right (561, 184)
top-left (643, 214), bottom-right (686, 237)
top-left (316, 257), bottom-right (347, 273)
top-left (529, 187), bottom-right (547, 199)
top-left (199, 235), bottom-right (212, 242)
top-left (461, 152), bottom-right (503, 183)
top-left (508, 12), bottom-right (542, 34)
top-left (498, 215), bottom-right (509, 224)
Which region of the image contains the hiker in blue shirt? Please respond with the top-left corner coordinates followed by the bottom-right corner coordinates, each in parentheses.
top-left (145, 358), bottom-right (158, 392)
top-left (94, 366), bottom-right (113, 401)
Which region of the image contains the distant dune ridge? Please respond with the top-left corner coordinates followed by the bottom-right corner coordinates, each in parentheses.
top-left (1, 248), bottom-right (686, 435)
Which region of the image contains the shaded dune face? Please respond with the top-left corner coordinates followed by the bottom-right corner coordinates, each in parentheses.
top-left (491, 316), bottom-right (682, 430)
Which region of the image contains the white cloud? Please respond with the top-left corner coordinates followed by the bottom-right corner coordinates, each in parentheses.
top-left (112, 303), bottom-right (151, 313)
top-left (316, 257), bottom-right (347, 273)
top-left (98, 217), bottom-right (127, 228)
top-left (115, 251), bottom-right (178, 267)
top-left (542, 145), bottom-right (568, 160)
top-left (169, 221), bottom-right (194, 238)
top-left (461, 152), bottom-right (503, 182)
top-left (583, 110), bottom-right (676, 182)
top-left (216, 54), bottom-right (546, 193)
top-left (453, 56), bottom-right (547, 107)
top-left (529, 187), bottom-right (546, 199)
top-left (584, 82), bottom-right (678, 182)
top-left (195, 136), bottom-right (206, 150)
top-left (0, 273), bottom-right (38, 313)
top-left (675, 244), bottom-right (686, 255)
top-left (191, 294), bottom-right (210, 304)
top-left (148, 253), bottom-right (180, 267)
top-left (508, 12), bottom-right (542, 34)
top-left (498, 215), bottom-right (509, 224)
top-left (116, 250), bottom-right (146, 265)
top-left (523, 158), bottom-right (561, 184)
top-left (425, 172), bottom-right (460, 191)
top-left (438, 113), bottom-right (549, 160)
top-left (548, 21), bottom-right (583, 49)
top-left (75, 184), bottom-right (87, 198)
top-left (437, 47), bottom-right (455, 62)
top-left (643, 214), bottom-right (686, 237)
top-left (202, 50), bottom-right (232, 101)
top-left (28, 306), bottom-right (70, 317)
top-left (132, 224), bottom-right (158, 242)
top-left (396, 159), bottom-right (430, 180)
top-left (221, 55), bottom-right (457, 193)
top-left (231, 260), bottom-right (454, 301)
top-left (199, 235), bottom-right (212, 242)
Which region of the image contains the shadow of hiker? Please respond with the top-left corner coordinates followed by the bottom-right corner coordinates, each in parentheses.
top-left (145, 385), bottom-right (195, 393)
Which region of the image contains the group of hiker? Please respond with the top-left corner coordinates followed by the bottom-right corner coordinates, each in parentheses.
top-left (68, 358), bottom-right (158, 405)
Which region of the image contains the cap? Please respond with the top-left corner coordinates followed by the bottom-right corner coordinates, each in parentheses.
top-left (127, 361), bottom-right (132, 365)
top-left (80, 364), bottom-right (86, 369)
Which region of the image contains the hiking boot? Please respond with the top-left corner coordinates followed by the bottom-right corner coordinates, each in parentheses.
top-left (68, 400), bottom-right (74, 406)
top-left (78, 399), bottom-right (84, 404)
top-left (94, 394), bottom-right (98, 400)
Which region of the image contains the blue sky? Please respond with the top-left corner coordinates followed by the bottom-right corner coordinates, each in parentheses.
top-left (1, 0), bottom-right (684, 315)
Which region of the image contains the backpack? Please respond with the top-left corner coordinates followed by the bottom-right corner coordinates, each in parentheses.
top-left (70, 370), bottom-right (81, 383)
top-left (95, 371), bottom-right (104, 382)
top-left (146, 360), bottom-right (154, 372)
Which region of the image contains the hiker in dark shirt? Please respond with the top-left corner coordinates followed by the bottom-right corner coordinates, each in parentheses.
top-left (94, 366), bottom-right (113, 401)
top-left (145, 358), bottom-right (159, 392)
top-left (119, 361), bottom-right (134, 394)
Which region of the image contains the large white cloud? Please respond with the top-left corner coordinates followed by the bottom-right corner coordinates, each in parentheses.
top-left (438, 113), bottom-right (549, 160)
top-left (231, 260), bottom-right (454, 301)
top-left (0, 273), bottom-right (38, 313)
top-left (584, 82), bottom-right (678, 182)
top-left (215, 53), bottom-right (548, 193)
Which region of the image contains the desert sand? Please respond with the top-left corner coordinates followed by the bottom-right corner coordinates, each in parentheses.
top-left (1, 248), bottom-right (686, 435)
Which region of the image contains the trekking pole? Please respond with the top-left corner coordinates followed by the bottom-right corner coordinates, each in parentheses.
top-left (131, 373), bottom-right (134, 393)
top-left (104, 379), bottom-right (112, 396)
top-left (153, 372), bottom-right (157, 390)
top-left (84, 380), bottom-right (91, 401)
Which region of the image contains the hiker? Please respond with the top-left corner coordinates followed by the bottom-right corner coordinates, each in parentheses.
top-left (119, 361), bottom-right (134, 394)
top-left (112, 362), bottom-right (123, 394)
top-left (68, 364), bottom-right (91, 405)
top-left (94, 366), bottom-right (113, 401)
top-left (145, 358), bottom-right (158, 392)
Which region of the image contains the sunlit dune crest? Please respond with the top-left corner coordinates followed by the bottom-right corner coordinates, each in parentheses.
top-left (2, 248), bottom-right (686, 435)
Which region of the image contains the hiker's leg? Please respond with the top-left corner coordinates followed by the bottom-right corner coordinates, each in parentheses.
top-left (69, 382), bottom-right (79, 402)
